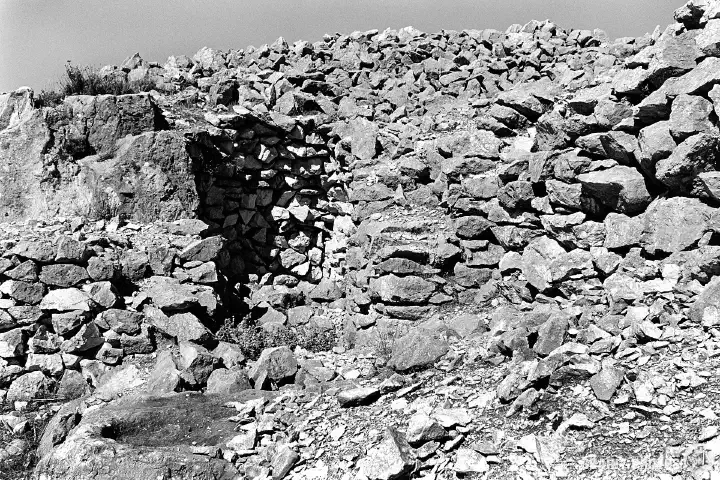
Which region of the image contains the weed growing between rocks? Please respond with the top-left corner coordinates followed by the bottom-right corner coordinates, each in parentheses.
top-left (0, 401), bottom-right (55, 480)
top-left (35, 62), bottom-right (157, 108)
top-left (217, 320), bottom-right (337, 360)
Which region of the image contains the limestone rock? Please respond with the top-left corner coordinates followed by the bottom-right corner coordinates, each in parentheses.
top-left (249, 346), bottom-right (298, 384)
top-left (358, 427), bottom-right (416, 480)
top-left (388, 328), bottom-right (449, 372)
top-left (40, 289), bottom-right (94, 312)
top-left (370, 274), bottom-right (435, 304)
top-left (577, 166), bottom-right (651, 214)
top-left (655, 133), bottom-right (720, 191)
top-left (641, 197), bottom-right (713, 254)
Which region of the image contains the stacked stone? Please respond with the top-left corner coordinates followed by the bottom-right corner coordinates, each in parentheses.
top-left (0, 218), bottom-right (224, 403)
top-left (187, 111), bottom-right (341, 287)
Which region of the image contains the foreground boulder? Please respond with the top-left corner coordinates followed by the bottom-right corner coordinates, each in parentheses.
top-left (387, 328), bottom-right (449, 372)
top-left (34, 392), bottom-right (271, 480)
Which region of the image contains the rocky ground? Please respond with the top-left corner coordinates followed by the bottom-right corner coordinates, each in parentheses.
top-left (6, 0), bottom-right (720, 478)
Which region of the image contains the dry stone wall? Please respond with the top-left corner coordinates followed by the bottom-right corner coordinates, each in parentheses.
top-left (6, 0), bottom-right (720, 422)
top-left (0, 218), bottom-right (227, 402)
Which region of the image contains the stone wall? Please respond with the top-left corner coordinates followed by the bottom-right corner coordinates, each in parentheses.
top-left (6, 0), bottom-right (720, 394)
top-left (0, 218), bottom-right (226, 402)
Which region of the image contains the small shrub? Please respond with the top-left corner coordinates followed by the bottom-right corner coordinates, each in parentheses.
top-left (217, 318), bottom-right (337, 360)
top-left (372, 325), bottom-right (400, 360)
top-left (0, 401), bottom-right (55, 480)
top-left (35, 62), bottom-right (157, 108)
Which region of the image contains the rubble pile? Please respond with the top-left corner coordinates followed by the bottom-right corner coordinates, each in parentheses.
top-left (4, 0), bottom-right (720, 478)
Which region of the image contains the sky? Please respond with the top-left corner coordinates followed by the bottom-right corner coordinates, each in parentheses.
top-left (1, 0), bottom-right (684, 93)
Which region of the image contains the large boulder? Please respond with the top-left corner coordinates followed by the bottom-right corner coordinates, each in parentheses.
top-left (387, 328), bottom-right (449, 372)
top-left (369, 274), bottom-right (436, 304)
top-left (358, 427), bottom-right (416, 480)
top-left (34, 392), bottom-right (271, 480)
top-left (0, 91), bottom-right (52, 221)
top-left (668, 94), bottom-right (717, 142)
top-left (655, 133), bottom-right (720, 192)
top-left (521, 237), bottom-right (591, 291)
top-left (77, 130), bottom-right (199, 221)
top-left (641, 197), bottom-right (714, 254)
top-left (577, 166), bottom-right (651, 214)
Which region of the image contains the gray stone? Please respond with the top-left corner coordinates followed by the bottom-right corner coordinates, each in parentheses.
top-left (51, 311), bottom-right (87, 336)
top-left (146, 350), bottom-right (181, 393)
top-left (454, 448), bottom-right (489, 474)
top-left (178, 341), bottom-right (219, 386)
top-left (0, 328), bottom-right (25, 358)
top-left (142, 276), bottom-right (199, 310)
top-left (6, 371), bottom-right (52, 401)
top-left (533, 313), bottom-right (570, 356)
top-left (55, 237), bottom-right (88, 263)
top-left (1, 280), bottom-right (46, 304)
top-left (656, 133), bottom-right (720, 191)
top-left (146, 307), bottom-right (211, 343)
top-left (669, 94), bottom-right (717, 142)
top-left (370, 274), bottom-right (435, 304)
top-left (604, 213), bottom-right (644, 249)
top-left (388, 328), bottom-right (449, 372)
top-left (249, 346), bottom-right (297, 384)
top-left (120, 250), bottom-right (149, 281)
top-left (5, 260), bottom-right (38, 282)
top-left (83, 281), bottom-right (118, 309)
top-left (358, 427), bottom-right (416, 480)
top-left (406, 413), bottom-right (446, 445)
top-left (86, 256), bottom-right (116, 281)
top-left (39, 264), bottom-right (89, 287)
top-left (641, 197), bottom-right (714, 254)
top-left (179, 236), bottom-right (224, 263)
top-left (454, 216), bottom-right (493, 239)
top-left (205, 368), bottom-right (251, 394)
top-left (11, 241), bottom-right (54, 263)
top-left (337, 386), bottom-right (380, 407)
top-left (637, 121), bottom-right (676, 175)
top-left (40, 288), bottom-right (94, 312)
top-left (211, 341), bottom-right (245, 368)
top-left (577, 166), bottom-right (651, 214)
top-left (95, 309), bottom-right (142, 335)
top-left (590, 364), bottom-right (625, 401)
top-left (61, 322), bottom-right (104, 353)
top-left (271, 445), bottom-right (300, 480)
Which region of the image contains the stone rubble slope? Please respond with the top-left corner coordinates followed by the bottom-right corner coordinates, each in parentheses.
top-left (4, 0), bottom-right (720, 478)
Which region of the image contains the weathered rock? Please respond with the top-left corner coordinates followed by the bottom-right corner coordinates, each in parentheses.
top-left (34, 393), bottom-right (269, 480)
top-left (6, 371), bottom-right (52, 401)
top-left (641, 197), bottom-right (713, 254)
top-left (40, 288), bottom-right (94, 312)
top-left (655, 133), bottom-right (720, 191)
top-left (577, 166), bottom-right (651, 214)
top-left (39, 264), bottom-right (90, 287)
top-left (145, 307), bottom-right (211, 343)
top-left (388, 328), bottom-right (449, 372)
top-left (370, 274), bottom-right (435, 304)
top-left (406, 413), bottom-right (446, 445)
top-left (669, 94), bottom-right (717, 142)
top-left (521, 237), bottom-right (572, 291)
top-left (358, 427), bottom-right (416, 480)
top-left (249, 346), bottom-right (298, 384)
top-left (604, 213), bottom-right (644, 249)
top-left (141, 276), bottom-right (199, 310)
top-left (590, 363), bottom-right (626, 401)
top-left (337, 386), bottom-right (380, 407)
top-left (454, 448), bottom-right (489, 474)
top-left (0, 328), bottom-right (25, 358)
top-left (205, 368), bottom-right (251, 394)
top-left (179, 236), bottom-right (224, 263)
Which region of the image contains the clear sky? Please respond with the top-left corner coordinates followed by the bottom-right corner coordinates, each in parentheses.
top-left (1, 0), bottom-right (684, 93)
